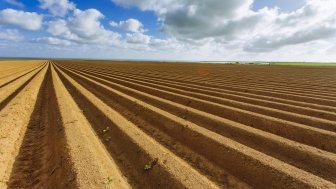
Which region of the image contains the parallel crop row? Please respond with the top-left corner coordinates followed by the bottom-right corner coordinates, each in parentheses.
top-left (0, 60), bottom-right (335, 189)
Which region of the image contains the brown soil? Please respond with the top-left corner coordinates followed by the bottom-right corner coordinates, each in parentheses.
top-left (0, 60), bottom-right (335, 189)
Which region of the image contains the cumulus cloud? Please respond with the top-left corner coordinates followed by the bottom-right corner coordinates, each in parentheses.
top-left (2, 0), bottom-right (335, 61)
top-left (112, 0), bottom-right (254, 39)
top-left (245, 24), bottom-right (336, 52)
top-left (47, 9), bottom-right (121, 45)
top-left (4, 0), bottom-right (24, 7)
top-left (110, 18), bottom-right (145, 33)
top-left (244, 0), bottom-right (336, 52)
top-left (112, 0), bottom-right (182, 14)
top-left (126, 32), bottom-right (150, 43)
top-left (0, 9), bottom-right (42, 31)
top-left (0, 29), bottom-right (24, 41)
top-left (111, 0), bottom-right (336, 53)
top-left (32, 37), bottom-right (72, 46)
top-left (39, 0), bottom-right (75, 17)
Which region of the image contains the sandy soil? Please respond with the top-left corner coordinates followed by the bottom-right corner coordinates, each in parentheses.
top-left (0, 60), bottom-right (335, 189)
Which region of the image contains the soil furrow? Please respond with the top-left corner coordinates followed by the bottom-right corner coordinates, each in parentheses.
top-left (0, 63), bottom-right (46, 88)
top-left (0, 65), bottom-right (45, 111)
top-left (61, 64), bottom-right (336, 121)
top-left (2, 60), bottom-right (335, 189)
top-left (0, 63), bottom-right (42, 79)
top-left (55, 63), bottom-right (336, 183)
top-left (60, 65), bottom-right (336, 129)
top-left (54, 64), bottom-right (221, 189)
top-left (61, 64), bottom-right (336, 104)
top-left (61, 64), bottom-right (336, 113)
top-left (51, 64), bottom-right (131, 189)
top-left (56, 64), bottom-right (336, 153)
top-left (7, 65), bottom-right (76, 189)
top-left (54, 62), bottom-right (336, 189)
top-left (0, 64), bottom-right (48, 188)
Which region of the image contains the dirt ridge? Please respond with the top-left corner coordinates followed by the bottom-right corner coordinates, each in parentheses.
top-left (1, 60), bottom-right (335, 189)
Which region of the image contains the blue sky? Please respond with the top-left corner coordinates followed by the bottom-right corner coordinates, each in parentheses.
top-left (252, 0), bottom-right (305, 11)
top-left (0, 0), bottom-right (335, 61)
top-left (0, 0), bottom-right (305, 39)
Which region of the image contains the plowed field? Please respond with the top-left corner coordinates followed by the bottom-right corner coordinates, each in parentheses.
top-left (1, 60), bottom-right (335, 189)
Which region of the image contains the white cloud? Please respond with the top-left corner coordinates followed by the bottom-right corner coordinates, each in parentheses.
top-left (0, 9), bottom-right (42, 31)
top-left (110, 18), bottom-right (145, 33)
top-left (33, 37), bottom-right (72, 46)
top-left (112, 0), bottom-right (265, 40)
top-left (111, 0), bottom-right (268, 41)
top-left (0, 29), bottom-right (23, 41)
top-left (2, 0), bottom-right (336, 61)
top-left (126, 32), bottom-right (150, 43)
top-left (112, 0), bottom-right (336, 53)
top-left (243, 0), bottom-right (336, 52)
top-left (47, 9), bottom-right (121, 45)
top-left (112, 0), bottom-right (181, 14)
top-left (4, 0), bottom-right (24, 7)
top-left (39, 0), bottom-right (76, 17)
top-left (44, 7), bottom-right (176, 51)
top-left (245, 24), bottom-right (336, 52)
top-left (110, 21), bottom-right (118, 27)
top-left (48, 19), bottom-right (71, 36)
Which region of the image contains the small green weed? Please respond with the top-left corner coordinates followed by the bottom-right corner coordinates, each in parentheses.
top-left (144, 164), bottom-right (152, 171)
top-left (144, 158), bottom-right (158, 171)
top-left (103, 177), bottom-right (113, 184)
